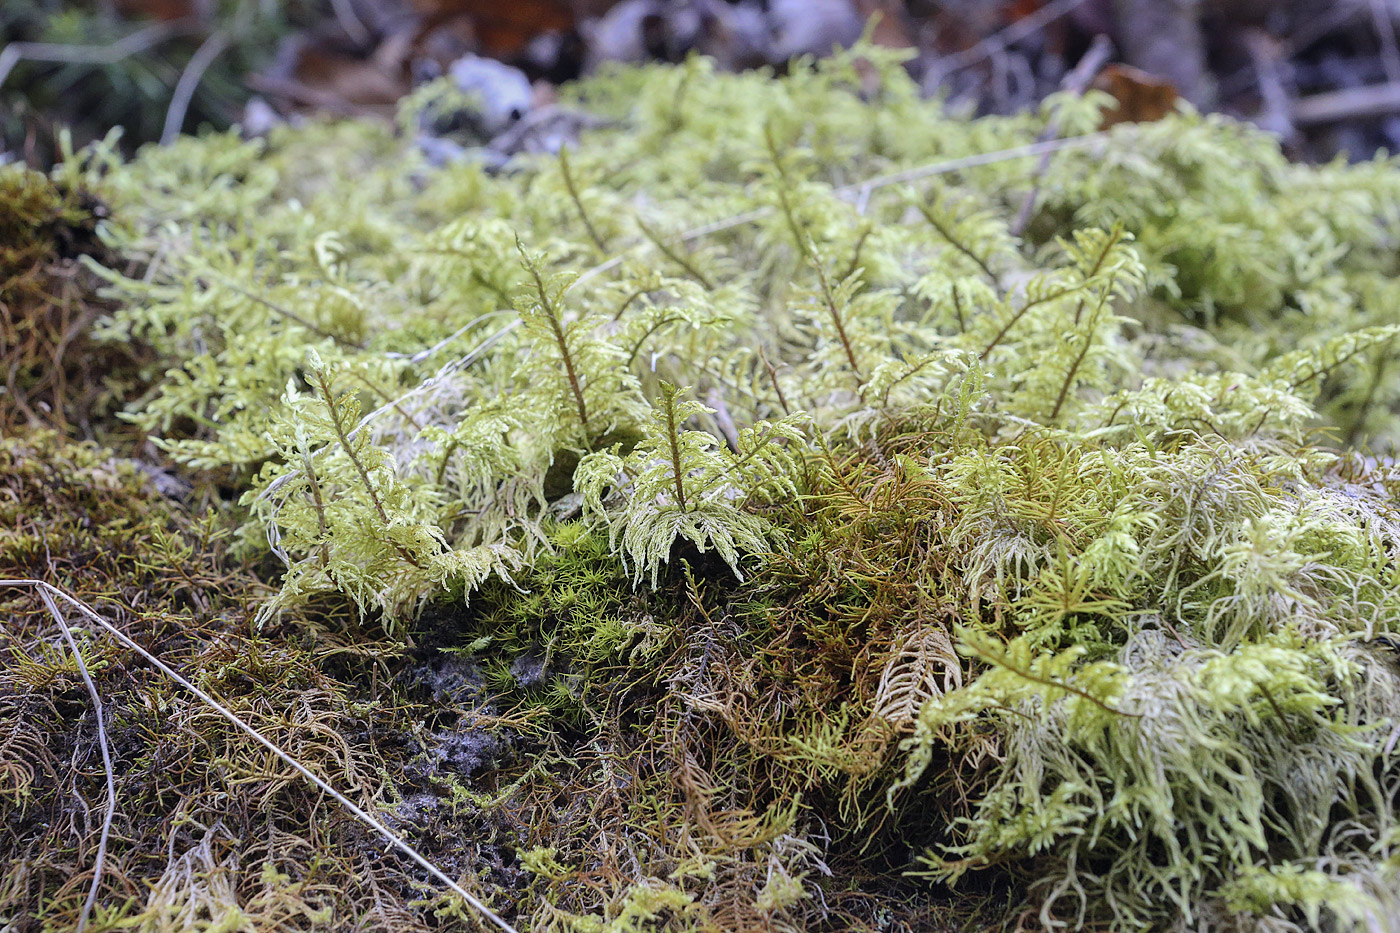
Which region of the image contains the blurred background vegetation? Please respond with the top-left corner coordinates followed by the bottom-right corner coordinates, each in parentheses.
top-left (7, 0), bottom-right (1400, 168)
top-left (0, 0), bottom-right (324, 163)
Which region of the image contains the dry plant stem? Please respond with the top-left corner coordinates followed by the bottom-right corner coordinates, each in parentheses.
top-left (1113, 0), bottom-right (1209, 106)
top-left (329, 0), bottom-right (372, 47)
top-left (571, 134), bottom-right (1112, 292)
top-left (929, 0), bottom-right (1092, 81)
top-left (1293, 82), bottom-right (1400, 124)
top-left (258, 319), bottom-right (520, 515)
top-left (345, 370), bottom-right (425, 431)
top-left (0, 19), bottom-right (196, 89)
top-left (1287, 2), bottom-right (1368, 55)
top-left (0, 578), bottom-right (523, 933)
top-left (383, 310), bottom-right (511, 362)
top-left (37, 587), bottom-right (116, 933)
top-left (706, 386), bottom-right (740, 452)
top-left (1010, 35), bottom-right (1115, 238)
top-left (1371, 0), bottom-right (1400, 85)
top-left (1243, 30), bottom-right (1297, 140)
top-left (243, 73), bottom-right (379, 118)
top-left (161, 29), bottom-right (228, 146)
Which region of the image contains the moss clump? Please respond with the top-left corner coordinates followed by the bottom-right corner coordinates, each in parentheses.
top-left (0, 165), bottom-right (145, 440)
top-left (6, 41), bottom-right (1400, 932)
top-left (0, 433), bottom-right (506, 932)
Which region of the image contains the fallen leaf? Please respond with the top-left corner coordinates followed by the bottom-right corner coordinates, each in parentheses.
top-left (1093, 63), bottom-right (1180, 126)
top-left (412, 0), bottom-right (578, 57)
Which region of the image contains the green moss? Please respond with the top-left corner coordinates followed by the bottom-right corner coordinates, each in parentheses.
top-left (9, 40), bottom-right (1400, 932)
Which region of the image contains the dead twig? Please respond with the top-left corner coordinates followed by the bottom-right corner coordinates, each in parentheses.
top-left (1242, 30), bottom-right (1297, 141)
top-left (1293, 82), bottom-right (1400, 125)
top-left (161, 29), bottom-right (229, 145)
top-left (38, 586), bottom-right (117, 933)
top-left (329, 0), bottom-right (373, 48)
top-left (927, 0), bottom-right (1092, 85)
top-left (1370, 0), bottom-right (1400, 85)
top-left (0, 20), bottom-right (198, 90)
top-left (1288, 1), bottom-right (1369, 55)
top-left (1010, 35), bottom-right (1115, 237)
top-left (573, 132), bottom-right (1112, 292)
top-left (244, 73), bottom-right (380, 119)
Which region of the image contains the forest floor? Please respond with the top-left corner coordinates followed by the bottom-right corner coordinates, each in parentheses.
top-left (4, 5), bottom-right (1400, 933)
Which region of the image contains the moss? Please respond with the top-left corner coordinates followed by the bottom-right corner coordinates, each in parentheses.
top-left (0, 432), bottom-right (506, 932)
top-left (0, 166), bottom-right (146, 441)
top-left (7, 41), bottom-right (1400, 933)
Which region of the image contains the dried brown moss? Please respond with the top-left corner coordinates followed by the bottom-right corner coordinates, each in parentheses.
top-left (0, 433), bottom-right (481, 931)
top-left (0, 168), bottom-right (145, 441)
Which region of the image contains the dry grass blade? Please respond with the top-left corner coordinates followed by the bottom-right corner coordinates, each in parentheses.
top-left (928, 0), bottom-right (1094, 81)
top-left (0, 578), bottom-right (522, 933)
top-left (36, 586), bottom-right (116, 933)
top-left (161, 30), bottom-right (229, 146)
top-left (0, 20), bottom-right (197, 90)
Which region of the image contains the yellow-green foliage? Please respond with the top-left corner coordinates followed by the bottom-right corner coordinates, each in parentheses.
top-left (28, 42), bottom-right (1400, 931)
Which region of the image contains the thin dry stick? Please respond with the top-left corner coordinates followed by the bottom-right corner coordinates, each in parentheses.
top-left (928, 0), bottom-right (1092, 81)
top-left (1242, 30), bottom-right (1297, 139)
top-left (261, 133), bottom-right (1114, 513)
top-left (1010, 35), bottom-right (1114, 237)
top-left (0, 20), bottom-right (196, 89)
top-left (383, 309), bottom-right (513, 362)
top-left (835, 132), bottom-right (1108, 197)
top-left (571, 133), bottom-right (1111, 292)
top-left (1293, 82), bottom-right (1400, 125)
top-left (1371, 0), bottom-right (1400, 85)
top-left (0, 578), bottom-right (522, 933)
top-left (38, 587), bottom-right (117, 933)
top-left (329, 0), bottom-right (372, 47)
top-left (1287, 1), bottom-right (1367, 55)
top-left (161, 29), bottom-right (229, 145)
top-left (257, 319), bottom-right (520, 529)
